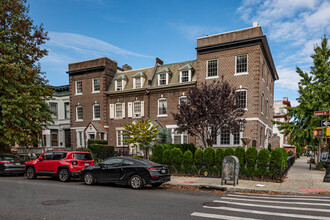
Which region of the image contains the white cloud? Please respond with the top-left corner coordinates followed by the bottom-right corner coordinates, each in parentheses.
top-left (169, 23), bottom-right (223, 41)
top-left (290, 100), bottom-right (299, 107)
top-left (275, 67), bottom-right (301, 90)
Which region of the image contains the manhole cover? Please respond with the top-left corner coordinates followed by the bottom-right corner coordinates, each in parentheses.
top-left (42, 200), bottom-right (70, 206)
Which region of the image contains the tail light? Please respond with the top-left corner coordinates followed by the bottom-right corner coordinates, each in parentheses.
top-left (71, 160), bottom-right (78, 165)
top-left (0, 161), bottom-right (12, 164)
top-left (147, 167), bottom-right (157, 171)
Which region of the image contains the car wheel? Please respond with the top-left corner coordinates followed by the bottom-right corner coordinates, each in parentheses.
top-left (151, 183), bottom-right (163, 188)
top-left (58, 169), bottom-right (71, 182)
top-left (84, 172), bottom-right (94, 185)
top-left (26, 167), bottom-right (36, 179)
top-left (129, 175), bottom-right (143, 189)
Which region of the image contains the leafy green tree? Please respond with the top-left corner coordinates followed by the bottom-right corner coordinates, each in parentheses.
top-left (274, 35), bottom-right (330, 161)
top-left (124, 118), bottom-right (159, 159)
top-left (0, 0), bottom-right (54, 152)
top-left (157, 128), bottom-right (172, 145)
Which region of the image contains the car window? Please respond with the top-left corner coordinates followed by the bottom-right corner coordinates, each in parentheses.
top-left (53, 152), bottom-right (67, 160)
top-left (0, 155), bottom-right (20, 161)
top-left (73, 153), bottom-right (93, 160)
top-left (103, 158), bottom-right (123, 166)
top-left (122, 160), bottom-right (134, 166)
top-left (42, 152), bottom-right (53, 160)
top-left (133, 157), bottom-right (160, 166)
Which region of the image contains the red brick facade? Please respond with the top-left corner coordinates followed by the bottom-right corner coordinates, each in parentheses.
top-left (67, 25), bottom-right (278, 153)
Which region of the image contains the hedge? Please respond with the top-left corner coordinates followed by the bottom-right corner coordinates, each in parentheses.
top-left (245, 147), bottom-right (257, 177)
top-left (257, 149), bottom-right (270, 177)
top-left (203, 147), bottom-right (215, 168)
top-left (194, 149), bottom-right (203, 166)
top-left (234, 146), bottom-right (245, 172)
top-left (152, 145), bottom-right (164, 163)
top-left (288, 150), bottom-right (294, 156)
top-left (87, 139), bottom-right (107, 147)
top-left (183, 150), bottom-right (193, 174)
top-left (163, 149), bottom-right (171, 164)
top-left (170, 148), bottom-right (183, 164)
top-left (224, 147), bottom-right (235, 157)
top-left (270, 148), bottom-right (283, 178)
top-left (88, 144), bottom-right (114, 159)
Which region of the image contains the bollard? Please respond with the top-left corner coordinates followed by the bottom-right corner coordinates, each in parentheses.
top-left (324, 160), bottom-right (330, 182)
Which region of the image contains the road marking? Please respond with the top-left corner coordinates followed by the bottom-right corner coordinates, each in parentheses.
top-left (203, 206), bottom-right (330, 220)
top-left (213, 200), bottom-right (330, 213)
top-left (233, 192), bottom-right (330, 199)
top-left (191, 212), bottom-right (260, 220)
top-left (229, 193), bottom-right (330, 202)
top-left (221, 196), bottom-right (330, 206)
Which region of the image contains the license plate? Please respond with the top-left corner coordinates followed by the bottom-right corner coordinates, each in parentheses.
top-left (15, 163), bottom-right (20, 165)
top-left (161, 169), bottom-right (166, 174)
top-left (84, 163), bottom-right (89, 166)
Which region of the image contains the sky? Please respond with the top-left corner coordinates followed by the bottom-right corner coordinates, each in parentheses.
top-left (28, 0), bottom-right (330, 107)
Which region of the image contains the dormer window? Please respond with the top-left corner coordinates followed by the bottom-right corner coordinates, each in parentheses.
top-left (116, 80), bottom-right (122, 91)
top-left (180, 70), bottom-right (189, 82)
top-left (178, 64), bottom-right (194, 83)
top-left (114, 74), bottom-right (127, 91)
top-left (158, 73), bottom-right (167, 85)
top-left (132, 71), bottom-right (146, 89)
top-left (135, 77), bottom-right (141, 88)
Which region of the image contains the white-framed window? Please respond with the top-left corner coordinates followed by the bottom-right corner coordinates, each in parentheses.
top-left (133, 101), bottom-right (141, 118)
top-left (235, 90), bottom-right (247, 109)
top-left (166, 126), bottom-right (188, 144)
top-left (78, 131), bottom-right (84, 147)
top-left (49, 102), bottom-right (58, 119)
top-left (235, 54), bottom-right (248, 75)
top-left (75, 81), bottom-right (82, 95)
top-left (76, 106), bottom-right (83, 121)
top-left (135, 77), bottom-right (141, 89)
top-left (220, 129), bottom-right (230, 145)
top-left (116, 80), bottom-right (122, 91)
top-left (93, 104), bottom-right (100, 120)
top-left (233, 130), bottom-right (240, 145)
top-left (207, 59), bottom-right (218, 78)
top-left (64, 102), bottom-right (70, 119)
top-left (158, 73), bottom-right (167, 85)
top-left (117, 130), bottom-right (129, 146)
top-left (115, 103), bottom-right (123, 119)
top-left (92, 78), bottom-right (100, 93)
top-left (180, 70), bottom-right (190, 83)
top-left (261, 93), bottom-right (264, 113)
top-left (214, 129), bottom-right (242, 146)
top-left (158, 98), bottom-right (167, 116)
top-left (179, 96), bottom-right (187, 105)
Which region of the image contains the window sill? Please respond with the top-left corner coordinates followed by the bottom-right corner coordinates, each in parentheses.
top-left (234, 72), bottom-right (249, 76)
top-left (75, 93), bottom-right (82, 96)
top-left (261, 112), bottom-right (264, 115)
top-left (92, 91), bottom-right (100, 94)
top-left (206, 76), bottom-right (218, 80)
top-left (92, 118), bottom-right (101, 121)
top-left (75, 120), bottom-right (83, 122)
top-left (157, 114), bottom-right (168, 118)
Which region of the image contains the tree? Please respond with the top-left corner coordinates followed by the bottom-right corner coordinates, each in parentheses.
top-left (274, 35), bottom-right (330, 162)
top-left (124, 118), bottom-right (159, 159)
top-left (173, 77), bottom-right (245, 148)
top-left (157, 128), bottom-right (172, 145)
top-left (0, 0), bottom-right (53, 152)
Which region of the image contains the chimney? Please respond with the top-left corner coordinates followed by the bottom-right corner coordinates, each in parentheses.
top-left (122, 64), bottom-right (132, 71)
top-left (283, 97), bottom-right (288, 101)
top-left (253, 22), bottom-right (259, 27)
top-left (156, 57), bottom-right (163, 65)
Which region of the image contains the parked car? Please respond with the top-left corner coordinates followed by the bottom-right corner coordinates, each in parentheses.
top-left (25, 150), bottom-right (94, 182)
top-left (0, 154), bottom-right (25, 176)
top-left (81, 156), bottom-right (171, 189)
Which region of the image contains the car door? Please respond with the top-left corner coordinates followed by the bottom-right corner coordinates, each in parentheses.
top-left (100, 158), bottom-right (123, 183)
top-left (35, 152), bottom-right (53, 172)
top-left (49, 152), bottom-right (67, 173)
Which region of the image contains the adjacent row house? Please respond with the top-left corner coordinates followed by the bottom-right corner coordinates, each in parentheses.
top-left (67, 23), bottom-right (279, 154)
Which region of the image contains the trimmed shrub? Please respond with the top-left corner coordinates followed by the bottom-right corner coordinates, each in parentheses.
top-left (280, 148), bottom-right (288, 170)
top-left (170, 148), bottom-right (183, 170)
top-left (191, 164), bottom-right (198, 175)
top-left (200, 165), bottom-right (207, 176)
top-left (288, 150), bottom-right (294, 156)
top-left (224, 147), bottom-right (235, 157)
top-left (316, 162), bottom-right (324, 170)
top-left (215, 148), bottom-right (225, 171)
top-left (179, 164), bottom-right (185, 174)
top-left (89, 144), bottom-right (114, 159)
top-left (87, 139), bottom-right (107, 147)
top-left (296, 145), bottom-right (302, 158)
top-left (257, 149), bottom-right (270, 178)
top-left (268, 143), bottom-right (272, 152)
top-left (162, 149), bottom-right (171, 164)
top-left (235, 146), bottom-right (245, 172)
top-left (194, 149), bottom-right (203, 166)
top-left (310, 157), bottom-right (315, 163)
top-left (164, 143), bottom-right (175, 151)
top-left (152, 145), bottom-right (164, 163)
top-left (270, 148), bottom-right (283, 179)
top-left (245, 147), bottom-right (257, 178)
top-left (241, 165), bottom-right (248, 177)
top-left (183, 150), bottom-right (193, 174)
top-left (203, 147), bottom-right (215, 168)
top-left (174, 143), bottom-right (197, 155)
top-left (79, 148), bottom-right (92, 153)
top-left (254, 167), bottom-right (261, 178)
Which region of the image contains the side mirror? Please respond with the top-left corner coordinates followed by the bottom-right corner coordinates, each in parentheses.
top-left (38, 156), bottom-right (43, 161)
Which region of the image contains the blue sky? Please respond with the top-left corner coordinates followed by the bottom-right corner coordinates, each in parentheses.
top-left (28, 0), bottom-right (330, 106)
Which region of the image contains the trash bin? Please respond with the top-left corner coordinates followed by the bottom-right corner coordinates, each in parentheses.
top-left (221, 156), bottom-right (239, 186)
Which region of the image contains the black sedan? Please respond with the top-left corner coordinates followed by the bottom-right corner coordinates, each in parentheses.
top-left (0, 154), bottom-right (25, 176)
top-left (81, 156), bottom-right (170, 189)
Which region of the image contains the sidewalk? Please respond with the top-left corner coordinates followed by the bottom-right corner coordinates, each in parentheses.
top-left (168, 156), bottom-right (330, 193)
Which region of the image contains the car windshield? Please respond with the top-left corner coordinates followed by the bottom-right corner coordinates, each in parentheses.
top-left (73, 153), bottom-right (93, 160)
top-left (0, 155), bottom-right (20, 161)
top-left (133, 157), bottom-right (160, 166)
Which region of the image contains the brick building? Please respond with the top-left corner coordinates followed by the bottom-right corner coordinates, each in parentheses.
top-left (273, 97), bottom-right (291, 148)
top-left (67, 23), bottom-right (278, 154)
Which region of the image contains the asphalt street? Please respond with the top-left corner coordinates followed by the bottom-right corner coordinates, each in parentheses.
top-left (1, 176), bottom-right (330, 220)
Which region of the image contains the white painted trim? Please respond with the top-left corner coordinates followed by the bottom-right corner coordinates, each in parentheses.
top-left (235, 54), bottom-right (248, 75)
top-left (179, 70), bottom-right (191, 83)
top-left (75, 80), bottom-right (82, 95)
top-left (92, 78), bottom-right (100, 93)
top-left (92, 104), bottom-right (100, 120)
top-left (158, 98), bottom-right (167, 116)
top-left (76, 106), bottom-right (83, 121)
top-left (206, 59), bottom-right (218, 78)
top-left (244, 117), bottom-right (273, 132)
top-left (158, 73), bottom-right (168, 86)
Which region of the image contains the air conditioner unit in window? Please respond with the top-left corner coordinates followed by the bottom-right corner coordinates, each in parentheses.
top-left (135, 113), bottom-right (141, 118)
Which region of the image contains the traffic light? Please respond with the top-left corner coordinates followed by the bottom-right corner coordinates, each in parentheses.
top-left (327, 127), bottom-right (330, 136)
top-left (313, 128), bottom-right (324, 138)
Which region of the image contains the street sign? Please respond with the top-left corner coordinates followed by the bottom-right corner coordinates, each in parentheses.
top-left (42, 129), bottom-right (50, 135)
top-left (313, 128), bottom-right (324, 138)
top-left (321, 120), bottom-right (330, 127)
top-left (313, 110), bottom-right (330, 116)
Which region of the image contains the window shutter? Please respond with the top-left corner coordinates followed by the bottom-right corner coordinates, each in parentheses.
top-left (110, 104), bottom-right (114, 119)
top-left (128, 102), bottom-right (133, 118)
top-left (122, 103), bottom-right (125, 118)
top-left (141, 101), bottom-right (144, 117)
top-left (141, 77), bottom-right (145, 87)
top-left (133, 78), bottom-right (136, 89)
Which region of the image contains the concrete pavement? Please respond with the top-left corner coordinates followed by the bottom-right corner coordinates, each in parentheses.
top-left (168, 156), bottom-right (330, 194)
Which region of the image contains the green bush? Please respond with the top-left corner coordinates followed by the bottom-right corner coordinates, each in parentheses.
top-left (270, 148), bottom-right (283, 178)
top-left (280, 148), bottom-right (288, 170)
top-left (183, 150), bottom-right (193, 164)
top-left (316, 162), bottom-right (324, 170)
top-left (241, 165), bottom-right (248, 177)
top-left (200, 165), bottom-right (207, 176)
top-left (235, 146), bottom-right (245, 172)
top-left (87, 139), bottom-right (107, 147)
top-left (179, 164), bottom-right (185, 174)
top-left (288, 150), bottom-right (294, 156)
top-left (162, 149), bottom-right (171, 164)
top-left (215, 148), bottom-right (225, 169)
top-left (88, 144), bottom-right (114, 159)
top-left (79, 148), bottom-right (92, 153)
top-left (245, 147), bottom-right (257, 178)
top-left (310, 157), bottom-right (315, 163)
top-left (254, 167), bottom-right (261, 178)
top-left (194, 149), bottom-right (203, 166)
top-left (257, 149), bottom-right (270, 178)
top-left (163, 143), bottom-right (175, 151)
top-left (191, 164), bottom-right (198, 175)
top-left (296, 145), bottom-right (302, 158)
top-left (211, 165), bottom-right (219, 177)
top-left (174, 143), bottom-right (197, 155)
top-left (203, 147), bottom-right (215, 168)
top-left (170, 148), bottom-right (183, 170)
top-left (268, 143), bottom-right (272, 152)
top-left (152, 145), bottom-right (164, 163)
top-left (224, 147), bottom-right (235, 157)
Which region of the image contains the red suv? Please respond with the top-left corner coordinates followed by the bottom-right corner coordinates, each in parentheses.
top-left (25, 150), bottom-right (94, 182)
